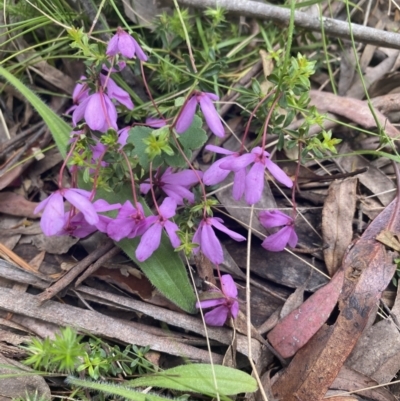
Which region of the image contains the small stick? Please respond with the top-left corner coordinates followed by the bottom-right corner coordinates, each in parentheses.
top-left (37, 240), bottom-right (114, 303)
top-left (177, 0), bottom-right (400, 50)
top-left (75, 246), bottom-right (121, 287)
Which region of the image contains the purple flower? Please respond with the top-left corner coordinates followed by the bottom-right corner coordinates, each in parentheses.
top-left (175, 92), bottom-right (224, 137)
top-left (117, 126), bottom-right (130, 147)
top-left (203, 145), bottom-right (246, 200)
top-left (61, 199), bottom-right (121, 238)
top-left (135, 198), bottom-right (181, 261)
top-left (140, 168), bottom-right (203, 205)
top-left (196, 274), bottom-right (239, 326)
top-left (100, 74), bottom-right (134, 110)
top-left (107, 201), bottom-right (149, 241)
top-left (259, 210), bottom-right (298, 252)
top-left (65, 76), bottom-right (89, 115)
top-left (72, 91), bottom-right (118, 132)
top-left (34, 188), bottom-right (99, 236)
top-left (106, 27), bottom-right (148, 61)
top-left (220, 146), bottom-right (293, 205)
top-left (192, 217), bottom-right (246, 264)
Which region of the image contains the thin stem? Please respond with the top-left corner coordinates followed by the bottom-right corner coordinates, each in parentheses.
top-left (121, 150), bottom-right (139, 208)
top-left (58, 136), bottom-right (79, 188)
top-left (140, 61), bottom-right (165, 120)
top-left (241, 90), bottom-right (276, 153)
top-left (261, 93), bottom-right (282, 151)
top-left (149, 162), bottom-right (161, 215)
top-left (89, 146), bottom-right (108, 201)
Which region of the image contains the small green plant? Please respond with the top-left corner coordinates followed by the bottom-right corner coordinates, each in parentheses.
top-left (23, 327), bottom-right (155, 380)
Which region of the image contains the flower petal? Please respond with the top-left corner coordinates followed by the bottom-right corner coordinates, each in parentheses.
top-left (232, 168), bottom-right (246, 201)
top-left (159, 197), bottom-right (177, 219)
top-left (259, 210), bottom-right (293, 229)
top-left (198, 95), bottom-right (225, 137)
top-left (106, 34), bottom-right (119, 56)
top-left (84, 94), bottom-right (106, 131)
top-left (204, 305), bottom-right (229, 326)
top-left (136, 222), bottom-right (162, 261)
top-left (175, 96), bottom-right (198, 134)
top-left (203, 157), bottom-right (232, 186)
top-left (210, 218), bottom-right (246, 242)
top-left (164, 220), bottom-right (181, 248)
top-left (196, 298), bottom-right (225, 309)
top-left (63, 189), bottom-right (99, 225)
top-left (245, 161), bottom-right (265, 205)
top-left (221, 274), bottom-right (238, 298)
top-left (201, 222), bottom-right (224, 264)
top-left (162, 169), bottom-right (202, 187)
top-left (220, 153), bottom-right (254, 172)
top-left (264, 158), bottom-right (293, 188)
top-left (261, 226), bottom-right (292, 252)
top-left (230, 300), bottom-right (239, 319)
top-left (118, 32), bottom-right (136, 58)
top-left (40, 192), bottom-right (65, 236)
top-left (205, 145), bottom-right (234, 155)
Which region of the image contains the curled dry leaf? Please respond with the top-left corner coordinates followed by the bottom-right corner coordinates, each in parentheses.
top-left (322, 178), bottom-right (357, 276)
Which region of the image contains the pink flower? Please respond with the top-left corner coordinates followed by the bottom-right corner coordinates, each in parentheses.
top-left (72, 92), bottom-right (118, 132)
top-left (259, 210), bottom-right (298, 252)
top-left (175, 92), bottom-right (224, 137)
top-left (65, 76), bottom-right (89, 115)
top-left (202, 145), bottom-right (245, 200)
top-left (34, 188), bottom-right (99, 236)
top-left (107, 201), bottom-right (149, 241)
top-left (140, 168), bottom-right (203, 205)
top-left (196, 274), bottom-right (239, 326)
top-left (61, 199), bottom-right (121, 238)
top-left (106, 27), bottom-right (148, 61)
top-left (117, 126), bottom-right (130, 147)
top-left (100, 74), bottom-right (134, 110)
top-left (135, 198), bottom-right (181, 261)
top-left (192, 217), bottom-right (246, 264)
top-left (220, 146), bottom-right (293, 205)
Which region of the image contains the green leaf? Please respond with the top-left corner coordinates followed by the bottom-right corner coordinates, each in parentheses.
top-left (67, 377), bottom-right (170, 401)
top-left (91, 184), bottom-right (197, 314)
top-left (177, 115), bottom-right (208, 150)
top-left (128, 364), bottom-right (258, 396)
top-left (0, 66), bottom-right (70, 158)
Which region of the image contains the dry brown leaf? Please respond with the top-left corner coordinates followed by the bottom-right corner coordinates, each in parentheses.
top-left (0, 192), bottom-right (39, 219)
top-left (346, 319), bottom-right (400, 384)
top-left (376, 230), bottom-right (400, 251)
top-left (332, 365), bottom-right (396, 401)
top-left (271, 193), bottom-right (400, 401)
top-left (322, 178), bottom-right (358, 276)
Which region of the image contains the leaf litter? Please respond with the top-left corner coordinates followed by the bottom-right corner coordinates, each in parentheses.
top-left (2, 1), bottom-right (400, 400)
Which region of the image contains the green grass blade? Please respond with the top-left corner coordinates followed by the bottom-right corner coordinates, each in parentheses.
top-left (0, 66), bottom-right (70, 157)
top-left (67, 377), bottom-right (171, 401)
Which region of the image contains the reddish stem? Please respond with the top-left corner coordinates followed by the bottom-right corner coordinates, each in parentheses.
top-left (121, 150), bottom-right (139, 208)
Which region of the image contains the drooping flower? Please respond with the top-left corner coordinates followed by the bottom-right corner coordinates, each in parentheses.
top-left (202, 145), bottom-right (246, 201)
top-left (175, 92), bottom-right (224, 137)
top-left (34, 188), bottom-right (99, 236)
top-left (61, 199), bottom-right (121, 238)
top-left (65, 76), bottom-right (89, 115)
top-left (100, 74), bottom-right (134, 110)
top-left (220, 146), bottom-right (293, 205)
top-left (192, 217), bottom-right (246, 264)
top-left (259, 210), bottom-right (298, 252)
top-left (140, 168), bottom-right (203, 205)
top-left (72, 91), bottom-right (118, 132)
top-left (117, 126), bottom-right (130, 147)
top-left (107, 200), bottom-right (149, 241)
top-left (196, 274), bottom-right (239, 326)
top-left (106, 27), bottom-right (148, 61)
top-left (135, 198), bottom-right (181, 261)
